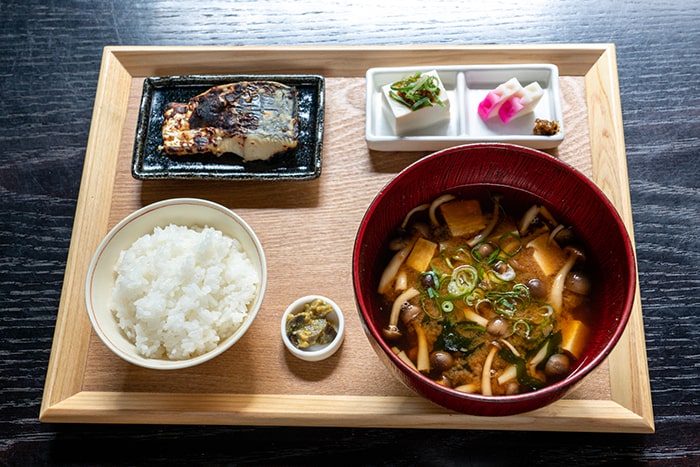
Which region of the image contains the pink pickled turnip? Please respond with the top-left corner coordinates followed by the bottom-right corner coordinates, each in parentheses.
top-left (477, 91), bottom-right (502, 120)
top-left (499, 82), bottom-right (544, 123)
top-left (477, 78), bottom-right (522, 121)
top-left (498, 96), bottom-right (525, 123)
top-left (477, 78), bottom-right (544, 123)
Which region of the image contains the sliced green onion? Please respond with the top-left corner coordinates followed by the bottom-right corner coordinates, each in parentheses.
top-left (389, 90), bottom-right (412, 108)
top-left (512, 319), bottom-right (532, 339)
top-left (498, 232), bottom-right (523, 257)
top-left (411, 96), bottom-right (432, 110)
top-left (513, 283), bottom-right (531, 299)
top-left (538, 304), bottom-right (554, 318)
top-left (389, 71), bottom-right (445, 110)
top-left (447, 265), bottom-right (478, 296)
top-left (466, 289), bottom-right (485, 306)
top-left (420, 296), bottom-right (442, 320)
top-left (442, 248), bottom-right (454, 270)
top-left (451, 246), bottom-right (472, 265)
top-left (471, 242), bottom-right (501, 264)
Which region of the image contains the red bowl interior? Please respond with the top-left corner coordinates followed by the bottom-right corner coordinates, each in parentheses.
top-left (352, 143), bottom-right (636, 416)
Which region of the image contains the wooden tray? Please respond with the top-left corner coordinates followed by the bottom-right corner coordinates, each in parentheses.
top-left (40, 45), bottom-right (654, 433)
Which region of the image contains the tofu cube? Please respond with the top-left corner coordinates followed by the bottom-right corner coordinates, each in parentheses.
top-left (405, 237), bottom-right (438, 272)
top-left (526, 233), bottom-right (567, 276)
top-left (439, 199), bottom-right (486, 237)
top-left (382, 70), bottom-right (450, 135)
top-left (561, 319), bottom-right (589, 360)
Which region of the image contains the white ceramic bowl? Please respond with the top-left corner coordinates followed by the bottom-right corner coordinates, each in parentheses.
top-left (281, 295), bottom-right (345, 362)
top-left (85, 198), bottom-right (267, 370)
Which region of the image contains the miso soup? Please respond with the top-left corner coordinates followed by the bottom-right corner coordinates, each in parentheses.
top-left (377, 189), bottom-right (596, 396)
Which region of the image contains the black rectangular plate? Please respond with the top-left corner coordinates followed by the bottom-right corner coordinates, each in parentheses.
top-left (132, 74), bottom-right (325, 181)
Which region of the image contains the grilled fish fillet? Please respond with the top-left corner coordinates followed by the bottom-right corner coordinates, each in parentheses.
top-left (161, 81), bottom-right (298, 161)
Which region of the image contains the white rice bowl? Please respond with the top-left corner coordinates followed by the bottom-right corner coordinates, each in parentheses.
top-left (85, 198), bottom-right (266, 370)
top-left (111, 224), bottom-right (258, 360)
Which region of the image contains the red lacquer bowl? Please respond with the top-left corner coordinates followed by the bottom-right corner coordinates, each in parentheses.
top-left (352, 143), bottom-right (636, 416)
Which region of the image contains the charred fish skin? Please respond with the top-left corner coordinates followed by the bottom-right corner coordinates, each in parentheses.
top-left (161, 81), bottom-right (299, 161)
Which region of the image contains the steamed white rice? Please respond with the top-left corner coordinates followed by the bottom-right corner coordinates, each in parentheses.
top-left (111, 224), bottom-right (259, 360)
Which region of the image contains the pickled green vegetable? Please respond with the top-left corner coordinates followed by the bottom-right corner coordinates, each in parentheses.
top-left (286, 299), bottom-right (338, 350)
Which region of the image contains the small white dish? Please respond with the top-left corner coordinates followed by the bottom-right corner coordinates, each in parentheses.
top-left (365, 64), bottom-right (564, 151)
top-left (85, 198), bottom-right (267, 370)
top-left (281, 295), bottom-right (345, 362)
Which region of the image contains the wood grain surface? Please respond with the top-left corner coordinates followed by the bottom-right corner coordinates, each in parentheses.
top-left (1, 0), bottom-right (698, 465)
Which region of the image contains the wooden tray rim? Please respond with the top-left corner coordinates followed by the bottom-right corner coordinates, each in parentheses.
top-left (40, 44), bottom-right (654, 433)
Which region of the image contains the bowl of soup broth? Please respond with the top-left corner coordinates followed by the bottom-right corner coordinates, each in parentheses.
top-left (352, 143), bottom-right (636, 416)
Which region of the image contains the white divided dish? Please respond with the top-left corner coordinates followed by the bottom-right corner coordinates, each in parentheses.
top-left (366, 64), bottom-right (564, 151)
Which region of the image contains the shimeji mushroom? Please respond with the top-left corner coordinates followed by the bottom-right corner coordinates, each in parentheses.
top-left (565, 270), bottom-right (592, 296)
top-left (400, 203), bottom-right (430, 230)
top-left (544, 353), bottom-right (571, 380)
top-left (518, 204), bottom-right (559, 236)
top-left (486, 317), bottom-right (511, 338)
top-left (497, 365), bottom-right (518, 387)
top-left (382, 287), bottom-right (420, 340)
top-left (481, 342), bottom-right (501, 396)
top-left (430, 350), bottom-right (455, 387)
top-left (454, 299), bottom-right (489, 327)
top-left (378, 238), bottom-right (417, 295)
top-left (495, 339), bottom-right (520, 388)
top-left (528, 342), bottom-right (549, 372)
top-left (518, 204), bottom-right (541, 235)
top-left (454, 383), bottom-right (478, 394)
top-left (400, 302), bottom-right (431, 373)
top-left (393, 270), bottom-right (408, 292)
top-left (467, 194), bottom-right (502, 247)
top-left (548, 245), bottom-right (586, 312)
top-left (428, 194), bottom-right (456, 227)
top-left (429, 350), bottom-right (454, 374)
top-left (379, 218), bottom-right (436, 295)
top-left (391, 346), bottom-right (417, 370)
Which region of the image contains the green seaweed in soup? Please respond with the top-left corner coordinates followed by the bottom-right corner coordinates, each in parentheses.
top-left (377, 191), bottom-right (594, 396)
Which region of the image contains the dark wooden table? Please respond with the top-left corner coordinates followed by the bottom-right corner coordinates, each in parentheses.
top-left (2, 1), bottom-right (698, 465)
